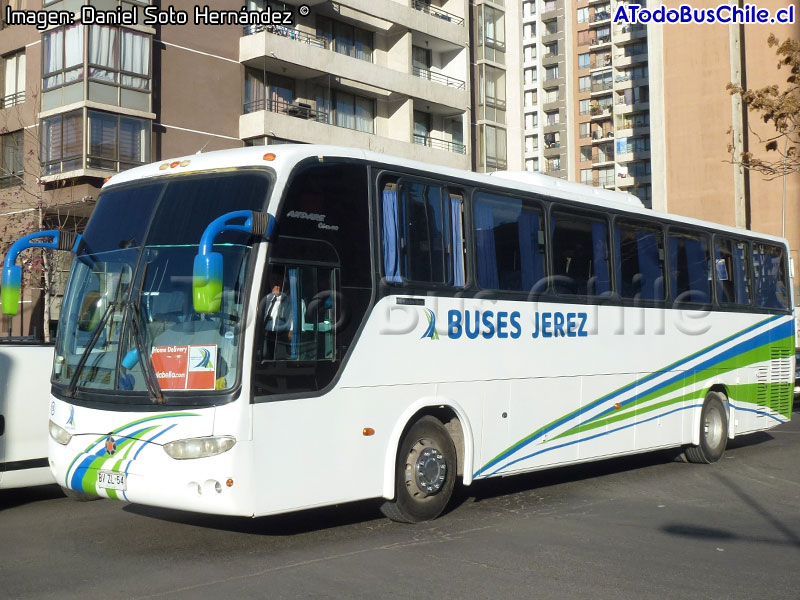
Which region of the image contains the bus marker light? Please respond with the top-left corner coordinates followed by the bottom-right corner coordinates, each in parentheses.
top-left (363, 428), bottom-right (375, 436)
top-left (263, 153), bottom-right (276, 161)
top-left (180, 160), bottom-right (191, 167)
top-left (170, 161), bottom-right (180, 168)
top-left (226, 479), bottom-right (234, 488)
top-left (159, 163), bottom-right (169, 170)
top-left (614, 403), bottom-right (622, 410)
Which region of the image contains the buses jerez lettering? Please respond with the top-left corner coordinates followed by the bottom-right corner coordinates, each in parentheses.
top-left (446, 310), bottom-right (588, 340)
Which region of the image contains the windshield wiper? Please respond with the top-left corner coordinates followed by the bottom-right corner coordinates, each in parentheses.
top-left (127, 298), bottom-right (165, 405)
top-left (66, 300), bottom-right (117, 398)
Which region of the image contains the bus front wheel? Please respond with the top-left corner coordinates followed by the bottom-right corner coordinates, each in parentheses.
top-left (684, 392), bottom-right (728, 464)
top-left (380, 416), bottom-right (457, 523)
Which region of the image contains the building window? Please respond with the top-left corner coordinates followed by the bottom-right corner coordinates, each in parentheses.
top-left (40, 110), bottom-right (83, 175)
top-left (523, 1), bottom-right (536, 18)
top-left (477, 5), bottom-right (506, 64)
top-left (2, 49), bottom-right (25, 107)
top-left (580, 145), bottom-right (592, 162)
top-left (579, 75), bottom-right (590, 92)
top-left (523, 45), bottom-right (536, 62)
top-left (524, 112), bottom-right (538, 130)
top-left (577, 7), bottom-right (589, 23)
top-left (42, 25), bottom-right (84, 91)
top-left (579, 99), bottom-right (590, 115)
top-left (545, 110), bottom-right (559, 126)
top-left (544, 87), bottom-right (560, 103)
top-left (577, 29), bottom-right (590, 46)
top-left (0, 129), bottom-right (23, 188)
top-left (87, 110), bottom-right (151, 172)
top-left (88, 25), bottom-right (151, 90)
top-left (545, 66), bottom-right (559, 81)
top-left (523, 23), bottom-right (535, 38)
top-left (524, 67), bottom-right (537, 85)
top-left (317, 16), bottom-right (374, 62)
top-left (578, 53), bottom-right (590, 69)
top-left (479, 124), bottom-right (507, 170)
top-left (580, 168), bottom-right (592, 185)
top-left (544, 19), bottom-right (558, 35)
top-left (525, 158), bottom-right (538, 172)
top-left (597, 166), bottom-right (614, 186)
top-left (524, 90), bottom-right (535, 107)
top-left (579, 122), bottom-right (591, 138)
top-left (333, 91), bottom-right (374, 133)
top-left (479, 64), bottom-right (506, 123)
top-left (546, 156), bottom-right (561, 172)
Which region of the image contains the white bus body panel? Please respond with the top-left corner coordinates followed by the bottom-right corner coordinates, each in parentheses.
top-left (0, 345), bottom-right (56, 489)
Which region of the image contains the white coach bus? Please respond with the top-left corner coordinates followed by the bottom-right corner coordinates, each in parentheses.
top-left (2, 146), bottom-right (793, 522)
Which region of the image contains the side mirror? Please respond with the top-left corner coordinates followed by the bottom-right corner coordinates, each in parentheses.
top-left (1, 265), bottom-right (21, 316)
top-left (192, 252), bottom-right (224, 314)
top-left (192, 210), bottom-right (273, 314)
top-left (1, 230), bottom-right (81, 316)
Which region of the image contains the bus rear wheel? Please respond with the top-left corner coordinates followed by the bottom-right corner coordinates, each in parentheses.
top-left (684, 392), bottom-right (728, 464)
top-left (380, 416), bottom-right (457, 523)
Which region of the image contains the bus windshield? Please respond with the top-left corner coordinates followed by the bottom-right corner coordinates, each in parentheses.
top-left (52, 171), bottom-right (270, 404)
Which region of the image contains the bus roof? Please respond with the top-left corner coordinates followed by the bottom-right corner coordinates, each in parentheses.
top-left (104, 144), bottom-right (789, 247)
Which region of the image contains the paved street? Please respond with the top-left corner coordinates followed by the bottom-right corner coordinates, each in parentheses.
top-left (2, 406), bottom-right (799, 600)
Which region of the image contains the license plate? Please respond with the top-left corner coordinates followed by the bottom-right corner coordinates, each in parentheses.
top-left (97, 470), bottom-right (127, 491)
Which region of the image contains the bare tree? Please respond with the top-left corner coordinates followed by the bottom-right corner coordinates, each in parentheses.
top-left (727, 35), bottom-right (799, 179)
top-left (0, 85), bottom-right (84, 341)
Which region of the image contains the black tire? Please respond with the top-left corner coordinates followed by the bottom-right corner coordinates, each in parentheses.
top-left (684, 392), bottom-right (728, 464)
top-left (380, 416), bottom-right (457, 523)
top-left (60, 486), bottom-right (100, 502)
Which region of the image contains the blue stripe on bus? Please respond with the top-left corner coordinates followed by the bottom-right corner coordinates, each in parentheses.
top-left (487, 403), bottom-right (704, 476)
top-left (474, 316), bottom-right (791, 478)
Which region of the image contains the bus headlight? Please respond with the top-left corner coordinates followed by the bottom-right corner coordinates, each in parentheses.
top-left (163, 436), bottom-right (236, 460)
top-left (49, 420), bottom-right (72, 445)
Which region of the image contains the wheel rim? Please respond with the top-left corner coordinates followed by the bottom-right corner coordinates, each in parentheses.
top-left (704, 406), bottom-right (724, 448)
top-left (405, 438), bottom-right (447, 498)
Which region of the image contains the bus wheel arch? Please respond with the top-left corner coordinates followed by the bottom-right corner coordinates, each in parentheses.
top-left (380, 401), bottom-right (474, 521)
top-left (684, 389), bottom-right (729, 464)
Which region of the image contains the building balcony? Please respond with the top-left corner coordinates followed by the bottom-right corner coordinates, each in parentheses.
top-left (240, 30), bottom-right (468, 112)
top-left (616, 173), bottom-right (651, 188)
top-left (243, 23), bottom-right (328, 46)
top-left (411, 0), bottom-right (465, 27)
top-left (615, 24), bottom-right (648, 43)
top-left (615, 51), bottom-right (648, 67)
top-left (589, 36), bottom-right (612, 50)
top-left (615, 100), bottom-right (650, 114)
top-left (591, 130), bottom-right (615, 144)
top-left (0, 91), bottom-right (25, 109)
top-left (616, 150), bottom-right (651, 163)
top-left (590, 85), bottom-right (613, 98)
top-left (413, 133), bottom-right (466, 154)
top-left (240, 107), bottom-right (469, 169)
top-left (412, 66), bottom-right (466, 90)
top-left (589, 106), bottom-right (612, 119)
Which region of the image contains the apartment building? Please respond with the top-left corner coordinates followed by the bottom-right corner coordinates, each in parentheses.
top-left (648, 0), bottom-right (800, 297)
top-left (515, 0), bottom-right (653, 206)
top-left (0, 0), bottom-right (473, 337)
top-left (241, 0), bottom-right (470, 168)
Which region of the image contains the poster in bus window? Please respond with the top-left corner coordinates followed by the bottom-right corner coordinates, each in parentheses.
top-left (151, 344), bottom-right (217, 390)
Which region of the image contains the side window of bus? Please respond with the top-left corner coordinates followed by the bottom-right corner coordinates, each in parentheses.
top-left (381, 178), bottom-right (465, 286)
top-left (551, 211), bottom-right (611, 297)
top-left (715, 238), bottom-right (752, 306)
top-left (752, 243), bottom-right (788, 309)
top-left (668, 230), bottom-right (711, 304)
top-left (614, 219), bottom-right (665, 301)
top-left (474, 192), bottom-right (546, 293)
